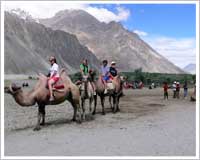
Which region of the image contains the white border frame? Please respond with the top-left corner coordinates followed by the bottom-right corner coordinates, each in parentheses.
top-left (1, 1), bottom-right (199, 159)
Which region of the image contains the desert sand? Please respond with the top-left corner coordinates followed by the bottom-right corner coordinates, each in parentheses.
top-left (4, 80), bottom-right (196, 156)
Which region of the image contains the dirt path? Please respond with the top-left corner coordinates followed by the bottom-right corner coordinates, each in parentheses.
top-left (4, 83), bottom-right (196, 156)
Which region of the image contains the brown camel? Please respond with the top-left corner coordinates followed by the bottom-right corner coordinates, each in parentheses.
top-left (79, 75), bottom-right (97, 120)
top-left (4, 69), bottom-right (82, 131)
top-left (93, 75), bottom-right (123, 115)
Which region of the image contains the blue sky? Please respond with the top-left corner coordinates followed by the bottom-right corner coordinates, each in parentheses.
top-left (4, 2), bottom-right (197, 69)
top-left (91, 4), bottom-right (196, 38)
top-left (89, 4), bottom-right (196, 68)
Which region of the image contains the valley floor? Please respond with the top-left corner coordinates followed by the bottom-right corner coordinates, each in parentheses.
top-left (4, 82), bottom-right (196, 156)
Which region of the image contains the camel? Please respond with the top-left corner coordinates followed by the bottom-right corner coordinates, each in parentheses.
top-left (4, 69), bottom-right (82, 131)
top-left (79, 75), bottom-right (97, 120)
top-left (93, 75), bottom-right (123, 115)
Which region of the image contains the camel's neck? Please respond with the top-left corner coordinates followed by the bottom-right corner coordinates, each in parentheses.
top-left (13, 90), bottom-right (36, 107)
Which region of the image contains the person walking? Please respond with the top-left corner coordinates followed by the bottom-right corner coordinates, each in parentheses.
top-left (163, 82), bottom-right (169, 100)
top-left (183, 81), bottom-right (188, 98)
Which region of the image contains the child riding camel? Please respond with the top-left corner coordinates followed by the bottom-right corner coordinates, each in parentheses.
top-left (109, 61), bottom-right (118, 79)
top-left (48, 56), bottom-right (59, 101)
top-left (101, 60), bottom-right (110, 82)
top-left (80, 59), bottom-right (96, 93)
top-left (100, 60), bottom-right (110, 93)
top-left (80, 59), bottom-right (90, 77)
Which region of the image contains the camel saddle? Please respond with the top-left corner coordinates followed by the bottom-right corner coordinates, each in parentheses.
top-left (47, 78), bottom-right (65, 91)
top-left (101, 76), bottom-right (115, 90)
top-left (106, 82), bottom-right (115, 90)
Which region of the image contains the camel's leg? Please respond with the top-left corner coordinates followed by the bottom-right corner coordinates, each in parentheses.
top-left (72, 106), bottom-right (77, 122)
top-left (116, 96), bottom-right (120, 112)
top-left (81, 98), bottom-right (86, 121)
top-left (33, 105), bottom-right (42, 131)
top-left (71, 99), bottom-right (82, 123)
top-left (92, 95), bottom-right (97, 115)
top-left (113, 96), bottom-right (117, 113)
top-left (76, 102), bottom-right (82, 123)
top-left (101, 96), bottom-right (105, 115)
top-left (109, 95), bottom-right (113, 110)
top-left (71, 100), bottom-right (77, 122)
top-left (40, 105), bottom-right (46, 125)
top-left (89, 97), bottom-right (93, 114)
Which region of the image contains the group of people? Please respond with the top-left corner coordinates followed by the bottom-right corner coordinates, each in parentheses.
top-left (46, 56), bottom-right (119, 101)
top-left (163, 81), bottom-right (189, 100)
top-left (172, 81), bottom-right (182, 99)
top-left (80, 59), bottom-right (119, 93)
top-left (46, 56), bottom-right (195, 102)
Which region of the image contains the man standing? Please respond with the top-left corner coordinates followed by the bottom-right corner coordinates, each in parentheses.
top-left (163, 82), bottom-right (169, 100)
top-left (183, 81), bottom-right (188, 98)
top-left (172, 81), bottom-right (177, 98)
top-left (176, 82), bottom-right (180, 99)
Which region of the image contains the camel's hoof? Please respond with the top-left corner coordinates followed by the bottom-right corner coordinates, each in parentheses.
top-left (92, 111), bottom-right (96, 115)
top-left (102, 112), bottom-right (106, 115)
top-left (40, 122), bottom-right (45, 126)
top-left (116, 108), bottom-right (120, 112)
top-left (33, 126), bottom-right (41, 131)
top-left (71, 118), bottom-right (76, 122)
top-left (77, 119), bottom-right (82, 124)
top-left (81, 115), bottom-right (86, 121)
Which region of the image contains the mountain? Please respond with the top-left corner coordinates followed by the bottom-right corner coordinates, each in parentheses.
top-left (9, 8), bottom-right (37, 22)
top-left (4, 11), bottom-right (100, 75)
top-left (40, 9), bottom-right (184, 73)
top-left (183, 64), bottom-right (196, 74)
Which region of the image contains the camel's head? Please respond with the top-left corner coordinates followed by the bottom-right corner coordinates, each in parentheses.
top-left (4, 83), bottom-right (22, 95)
top-left (82, 75), bottom-right (89, 82)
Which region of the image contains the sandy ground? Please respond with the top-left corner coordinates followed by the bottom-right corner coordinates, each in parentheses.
top-left (4, 80), bottom-right (196, 156)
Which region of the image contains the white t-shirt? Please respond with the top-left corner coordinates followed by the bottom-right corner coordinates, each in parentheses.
top-left (50, 63), bottom-right (59, 77)
top-left (172, 84), bottom-right (176, 91)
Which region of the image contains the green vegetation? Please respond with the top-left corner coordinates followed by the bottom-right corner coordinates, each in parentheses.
top-left (69, 72), bottom-right (82, 82)
top-left (4, 80), bottom-right (11, 86)
top-left (69, 68), bottom-right (196, 87)
top-left (120, 68), bottom-right (196, 87)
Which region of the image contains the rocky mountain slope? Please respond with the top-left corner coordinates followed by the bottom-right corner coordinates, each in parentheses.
top-left (40, 9), bottom-right (184, 73)
top-left (5, 11), bottom-right (100, 75)
top-left (183, 63), bottom-right (196, 74)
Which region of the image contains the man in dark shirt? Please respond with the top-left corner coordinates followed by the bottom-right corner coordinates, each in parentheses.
top-left (109, 61), bottom-right (118, 79)
top-left (183, 81), bottom-right (188, 98)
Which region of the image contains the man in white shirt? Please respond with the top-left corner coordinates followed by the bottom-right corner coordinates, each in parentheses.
top-left (48, 56), bottom-right (59, 101)
top-left (172, 81), bottom-right (176, 98)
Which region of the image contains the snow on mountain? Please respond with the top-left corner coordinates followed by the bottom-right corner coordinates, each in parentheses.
top-left (9, 8), bottom-right (39, 23)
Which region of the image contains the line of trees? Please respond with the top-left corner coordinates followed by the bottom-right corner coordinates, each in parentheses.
top-left (120, 68), bottom-right (196, 87)
top-left (69, 68), bottom-right (196, 87)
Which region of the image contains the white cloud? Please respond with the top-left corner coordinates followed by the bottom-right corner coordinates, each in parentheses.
top-left (4, 1), bottom-right (88, 19)
top-left (4, 1), bottom-right (130, 23)
top-left (85, 6), bottom-right (130, 23)
top-left (4, 2), bottom-right (195, 69)
top-left (134, 30), bottom-right (148, 36)
top-left (143, 36), bottom-right (196, 68)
